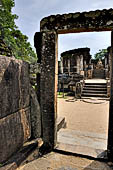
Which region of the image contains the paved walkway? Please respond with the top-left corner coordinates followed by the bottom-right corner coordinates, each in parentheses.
top-left (18, 151), bottom-right (112, 170)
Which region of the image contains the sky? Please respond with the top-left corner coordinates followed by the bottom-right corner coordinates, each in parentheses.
top-left (13, 0), bottom-right (113, 59)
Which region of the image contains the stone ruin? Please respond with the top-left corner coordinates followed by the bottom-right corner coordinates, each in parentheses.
top-left (59, 46), bottom-right (111, 79)
top-left (34, 8), bottom-right (113, 160)
top-left (58, 46), bottom-right (111, 96)
top-left (1, 8), bottom-right (113, 164)
top-left (58, 47), bottom-right (91, 95)
top-left (60, 47), bottom-right (91, 75)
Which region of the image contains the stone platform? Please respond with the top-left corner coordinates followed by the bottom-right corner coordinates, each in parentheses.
top-left (84, 79), bottom-right (107, 84)
top-left (57, 128), bottom-right (107, 159)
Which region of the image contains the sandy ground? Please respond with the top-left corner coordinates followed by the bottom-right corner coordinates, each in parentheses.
top-left (57, 97), bottom-right (109, 135)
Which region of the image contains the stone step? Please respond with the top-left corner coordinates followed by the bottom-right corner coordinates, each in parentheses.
top-left (83, 87), bottom-right (107, 91)
top-left (82, 90), bottom-right (107, 94)
top-left (57, 129), bottom-right (107, 159)
top-left (85, 83), bottom-right (106, 85)
top-left (82, 93), bottom-right (107, 98)
top-left (84, 85), bottom-right (107, 89)
top-left (82, 81), bottom-right (107, 98)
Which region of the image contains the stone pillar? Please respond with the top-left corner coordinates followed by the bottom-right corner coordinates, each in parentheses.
top-left (61, 57), bottom-right (63, 74)
top-left (80, 55), bottom-right (83, 71)
top-left (107, 31), bottom-right (113, 160)
top-left (40, 31), bottom-right (58, 148)
top-left (84, 60), bottom-right (87, 79)
top-left (84, 60), bottom-right (87, 70)
top-left (105, 57), bottom-right (107, 68)
top-left (68, 59), bottom-right (70, 74)
top-left (77, 56), bottom-right (80, 74)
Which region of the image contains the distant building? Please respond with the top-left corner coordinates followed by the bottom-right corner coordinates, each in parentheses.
top-left (60, 48), bottom-right (91, 76)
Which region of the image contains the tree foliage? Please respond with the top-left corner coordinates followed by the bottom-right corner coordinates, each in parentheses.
top-left (94, 49), bottom-right (107, 60)
top-left (0, 0), bottom-right (37, 63)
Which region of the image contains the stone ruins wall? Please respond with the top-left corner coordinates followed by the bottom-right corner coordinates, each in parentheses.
top-left (0, 55), bottom-right (31, 163)
top-left (61, 48), bottom-right (91, 74)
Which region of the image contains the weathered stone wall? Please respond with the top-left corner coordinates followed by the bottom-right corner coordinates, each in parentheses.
top-left (0, 56), bottom-right (31, 163)
top-left (40, 8), bottom-right (113, 33)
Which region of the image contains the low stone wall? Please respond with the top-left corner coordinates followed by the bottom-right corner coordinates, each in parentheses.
top-left (0, 56), bottom-right (31, 163)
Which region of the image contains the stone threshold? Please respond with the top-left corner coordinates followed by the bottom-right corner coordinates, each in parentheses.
top-left (57, 128), bottom-right (108, 160)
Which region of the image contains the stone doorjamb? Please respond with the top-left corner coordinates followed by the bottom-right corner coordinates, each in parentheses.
top-left (107, 31), bottom-right (113, 160)
top-left (35, 31), bottom-right (58, 148)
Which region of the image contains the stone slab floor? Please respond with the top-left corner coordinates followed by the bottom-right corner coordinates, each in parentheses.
top-left (18, 151), bottom-right (112, 170)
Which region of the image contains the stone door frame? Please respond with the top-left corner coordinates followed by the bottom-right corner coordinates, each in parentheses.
top-left (35, 8), bottom-right (113, 160)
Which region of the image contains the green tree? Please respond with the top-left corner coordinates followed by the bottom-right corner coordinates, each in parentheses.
top-left (0, 0), bottom-right (37, 63)
top-left (94, 49), bottom-right (107, 60)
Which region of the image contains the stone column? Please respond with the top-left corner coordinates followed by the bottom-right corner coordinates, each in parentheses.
top-left (80, 55), bottom-right (83, 71)
top-left (61, 57), bottom-right (63, 74)
top-left (105, 57), bottom-right (107, 68)
top-left (84, 60), bottom-right (86, 70)
top-left (40, 31), bottom-right (58, 148)
top-left (68, 59), bottom-right (70, 74)
top-left (107, 31), bottom-right (113, 160)
top-left (77, 56), bottom-right (80, 74)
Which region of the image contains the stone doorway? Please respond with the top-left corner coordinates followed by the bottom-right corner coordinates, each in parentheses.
top-left (57, 80), bottom-right (109, 159)
top-left (34, 8), bottom-right (113, 160)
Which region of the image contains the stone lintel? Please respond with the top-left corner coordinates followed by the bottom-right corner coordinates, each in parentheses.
top-left (40, 8), bottom-right (113, 33)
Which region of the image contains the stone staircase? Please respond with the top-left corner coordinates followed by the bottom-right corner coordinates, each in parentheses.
top-left (82, 81), bottom-right (107, 98)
